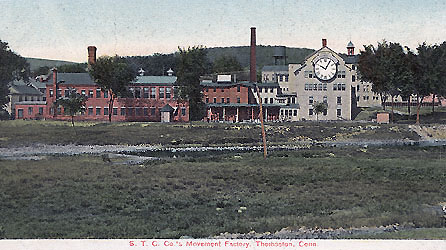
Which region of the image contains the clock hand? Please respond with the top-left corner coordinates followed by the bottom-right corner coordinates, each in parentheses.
top-left (325, 61), bottom-right (331, 70)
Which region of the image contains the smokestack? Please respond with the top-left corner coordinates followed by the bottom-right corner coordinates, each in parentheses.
top-left (322, 39), bottom-right (327, 47)
top-left (51, 67), bottom-right (58, 99)
top-left (250, 27), bottom-right (256, 83)
top-left (87, 46), bottom-right (97, 66)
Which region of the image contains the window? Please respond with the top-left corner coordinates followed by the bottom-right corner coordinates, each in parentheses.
top-left (65, 89), bottom-right (70, 98)
top-left (270, 98), bottom-right (274, 104)
top-left (206, 97), bottom-right (209, 103)
top-left (96, 107), bottom-right (101, 115)
top-left (88, 107), bottom-right (93, 115)
top-left (88, 90), bottom-right (94, 98)
top-left (120, 107), bottom-right (126, 116)
top-left (221, 88), bottom-right (224, 92)
top-left (150, 107), bottom-right (156, 116)
top-left (227, 98), bottom-right (230, 103)
top-left (104, 107), bottom-right (109, 116)
top-left (104, 90), bottom-right (108, 98)
top-left (113, 108), bottom-right (118, 115)
top-left (309, 108), bottom-right (313, 115)
top-left (136, 107), bottom-right (142, 116)
top-left (352, 65), bottom-right (356, 70)
top-left (38, 107), bottom-right (43, 115)
top-left (318, 83), bottom-right (322, 91)
top-left (237, 85), bottom-right (241, 92)
top-left (285, 110), bottom-right (289, 116)
top-left (337, 108), bottom-right (342, 117)
top-left (143, 88), bottom-right (149, 98)
top-left (357, 85), bottom-right (360, 92)
top-left (293, 110), bottom-right (297, 116)
top-left (309, 96), bottom-right (314, 105)
top-left (337, 96), bottom-right (342, 105)
top-left (128, 108), bottom-right (135, 116)
top-left (28, 107), bottom-right (33, 115)
top-left (159, 87), bottom-right (165, 99)
top-left (352, 75), bottom-right (356, 82)
top-left (279, 75), bottom-right (283, 81)
top-left (323, 83), bottom-right (327, 91)
top-left (150, 87), bottom-right (156, 98)
top-left (221, 98), bottom-right (224, 103)
top-left (134, 88), bottom-right (141, 98)
top-left (305, 83), bottom-right (309, 91)
top-left (17, 109), bottom-right (23, 118)
top-left (264, 98), bottom-right (268, 104)
top-left (259, 87), bottom-right (262, 93)
top-left (280, 110), bottom-right (284, 116)
top-left (57, 107), bottom-right (61, 115)
top-left (49, 89), bottom-right (54, 97)
top-left (205, 88), bottom-right (208, 92)
top-left (181, 107), bottom-right (186, 116)
top-left (323, 96), bottom-right (328, 104)
top-left (323, 108), bottom-right (327, 116)
top-left (81, 90), bottom-right (86, 96)
top-left (19, 96), bottom-right (23, 102)
top-left (341, 84), bottom-right (346, 91)
top-left (363, 95), bottom-right (367, 100)
top-left (291, 97), bottom-right (295, 104)
top-left (333, 84), bottom-right (337, 91)
top-left (57, 89), bottom-right (61, 98)
top-left (237, 97), bottom-right (241, 103)
top-left (166, 88), bottom-right (171, 99)
top-left (96, 88), bottom-right (101, 98)
top-left (213, 97), bottom-right (217, 103)
top-left (144, 107), bottom-right (148, 116)
top-left (213, 88), bottom-right (216, 92)
top-left (270, 88), bottom-right (274, 93)
top-left (285, 75), bottom-right (289, 82)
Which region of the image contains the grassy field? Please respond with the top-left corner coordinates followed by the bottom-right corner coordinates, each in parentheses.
top-left (0, 146), bottom-right (445, 239)
top-left (0, 120), bottom-right (420, 147)
top-left (355, 106), bottom-right (446, 124)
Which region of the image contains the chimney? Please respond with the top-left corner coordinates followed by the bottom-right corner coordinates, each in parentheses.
top-left (250, 27), bottom-right (256, 83)
top-left (87, 46), bottom-right (97, 66)
top-left (51, 67), bottom-right (58, 99)
top-left (322, 39), bottom-right (327, 47)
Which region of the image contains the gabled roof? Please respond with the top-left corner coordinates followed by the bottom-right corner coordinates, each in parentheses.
top-left (340, 54), bottom-right (359, 64)
top-left (9, 84), bottom-right (43, 95)
top-left (160, 104), bottom-right (174, 112)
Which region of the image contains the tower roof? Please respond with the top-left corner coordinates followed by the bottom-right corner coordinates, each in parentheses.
top-left (347, 41), bottom-right (355, 48)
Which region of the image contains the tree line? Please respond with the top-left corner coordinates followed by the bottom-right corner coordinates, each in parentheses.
top-left (358, 41), bottom-right (446, 124)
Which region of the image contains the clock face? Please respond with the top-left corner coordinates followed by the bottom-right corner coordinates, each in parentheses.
top-left (314, 58), bottom-right (337, 81)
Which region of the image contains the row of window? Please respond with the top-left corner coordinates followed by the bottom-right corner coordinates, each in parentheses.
top-left (18, 96), bottom-right (45, 102)
top-left (206, 97), bottom-right (241, 104)
top-left (49, 87), bottom-right (173, 99)
top-left (308, 108), bottom-right (342, 117)
top-left (280, 109), bottom-right (297, 117)
top-left (50, 106), bottom-right (186, 117)
top-left (258, 87), bottom-right (276, 93)
top-left (304, 83), bottom-right (347, 91)
top-left (21, 107), bottom-right (44, 116)
top-left (205, 85), bottom-right (241, 93)
top-left (304, 71), bottom-right (347, 79)
top-left (263, 74), bottom-right (289, 83)
top-left (309, 96), bottom-right (342, 105)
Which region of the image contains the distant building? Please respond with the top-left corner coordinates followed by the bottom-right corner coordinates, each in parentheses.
top-left (9, 47), bottom-right (189, 122)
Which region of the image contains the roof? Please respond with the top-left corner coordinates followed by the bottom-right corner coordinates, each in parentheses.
top-left (160, 104), bottom-right (174, 112)
top-left (340, 54), bottom-right (359, 64)
top-left (200, 81), bottom-right (255, 88)
top-left (134, 76), bottom-right (177, 85)
top-left (261, 65), bottom-right (288, 72)
top-left (347, 41), bottom-right (355, 48)
top-left (257, 82), bottom-right (280, 87)
top-left (57, 73), bottom-right (96, 86)
top-left (9, 84), bottom-right (43, 95)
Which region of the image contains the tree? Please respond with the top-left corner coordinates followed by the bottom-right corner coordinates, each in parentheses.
top-left (58, 63), bottom-right (88, 73)
top-left (55, 90), bottom-right (88, 127)
top-left (313, 102), bottom-right (327, 121)
top-left (213, 55), bottom-right (242, 74)
top-left (176, 46), bottom-right (210, 121)
top-left (0, 40), bottom-right (30, 112)
top-left (358, 42), bottom-right (389, 110)
top-left (89, 56), bottom-right (137, 122)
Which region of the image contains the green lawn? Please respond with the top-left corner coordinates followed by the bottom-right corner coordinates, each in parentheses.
top-left (0, 120), bottom-right (420, 147)
top-left (0, 146), bottom-right (445, 238)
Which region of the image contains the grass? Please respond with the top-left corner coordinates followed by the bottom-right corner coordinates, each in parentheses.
top-left (355, 106), bottom-right (446, 124)
top-left (345, 228), bottom-right (446, 239)
top-left (0, 146), bottom-right (445, 238)
top-left (0, 120), bottom-right (420, 147)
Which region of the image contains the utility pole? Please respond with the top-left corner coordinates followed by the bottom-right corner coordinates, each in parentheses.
top-left (255, 84), bottom-right (267, 159)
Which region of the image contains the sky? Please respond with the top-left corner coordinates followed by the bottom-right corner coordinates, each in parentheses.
top-left (1, 0), bottom-right (446, 62)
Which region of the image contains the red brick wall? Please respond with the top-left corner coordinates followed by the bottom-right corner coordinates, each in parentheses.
top-left (15, 104), bottom-right (47, 120)
top-left (202, 85), bottom-right (249, 104)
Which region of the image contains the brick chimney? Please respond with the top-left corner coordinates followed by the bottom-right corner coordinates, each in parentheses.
top-left (250, 27), bottom-right (256, 83)
top-left (322, 39), bottom-right (327, 47)
top-left (87, 46), bottom-right (97, 66)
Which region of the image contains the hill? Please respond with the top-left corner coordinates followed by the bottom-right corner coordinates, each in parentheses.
top-left (26, 57), bottom-right (78, 71)
top-left (205, 45), bottom-right (315, 69)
